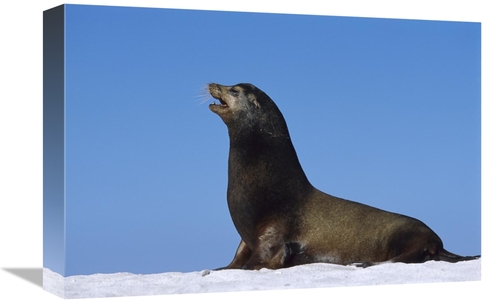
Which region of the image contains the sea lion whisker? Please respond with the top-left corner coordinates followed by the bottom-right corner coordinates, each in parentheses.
top-left (194, 89), bottom-right (214, 106)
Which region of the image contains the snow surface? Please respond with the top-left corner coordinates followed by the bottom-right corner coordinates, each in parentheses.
top-left (43, 259), bottom-right (480, 299)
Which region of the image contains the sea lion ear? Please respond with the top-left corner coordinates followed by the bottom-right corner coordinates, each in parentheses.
top-left (249, 94), bottom-right (260, 109)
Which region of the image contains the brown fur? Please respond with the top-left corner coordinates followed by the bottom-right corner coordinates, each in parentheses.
top-left (208, 82), bottom-right (479, 270)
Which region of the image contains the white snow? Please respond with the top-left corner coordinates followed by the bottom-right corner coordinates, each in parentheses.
top-left (43, 259), bottom-right (481, 299)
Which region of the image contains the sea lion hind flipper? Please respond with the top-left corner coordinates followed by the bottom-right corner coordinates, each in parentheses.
top-left (350, 246), bottom-right (434, 268)
top-left (352, 261), bottom-right (376, 268)
top-left (350, 247), bottom-right (481, 268)
top-left (432, 249), bottom-right (481, 262)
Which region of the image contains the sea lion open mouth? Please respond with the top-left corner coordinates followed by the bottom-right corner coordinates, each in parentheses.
top-left (208, 83), bottom-right (231, 116)
top-left (212, 98), bottom-right (228, 108)
top-left (208, 96), bottom-right (228, 114)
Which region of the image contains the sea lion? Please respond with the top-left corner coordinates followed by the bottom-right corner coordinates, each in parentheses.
top-left (208, 82), bottom-right (479, 270)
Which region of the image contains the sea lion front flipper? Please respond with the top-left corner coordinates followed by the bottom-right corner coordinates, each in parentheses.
top-left (218, 239), bottom-right (252, 270)
top-left (243, 223), bottom-right (287, 270)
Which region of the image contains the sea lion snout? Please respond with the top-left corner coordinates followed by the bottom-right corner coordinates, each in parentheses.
top-left (208, 83), bottom-right (221, 98)
top-left (208, 83), bottom-right (225, 105)
top-left (208, 83), bottom-right (232, 117)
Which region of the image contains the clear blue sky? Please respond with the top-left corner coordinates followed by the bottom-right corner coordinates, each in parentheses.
top-left (57, 4), bottom-right (480, 276)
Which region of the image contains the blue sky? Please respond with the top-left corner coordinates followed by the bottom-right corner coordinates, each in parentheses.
top-left (56, 4), bottom-right (480, 276)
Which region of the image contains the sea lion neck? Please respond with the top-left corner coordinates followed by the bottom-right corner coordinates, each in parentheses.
top-left (227, 125), bottom-right (313, 193)
top-left (226, 119), bottom-right (291, 148)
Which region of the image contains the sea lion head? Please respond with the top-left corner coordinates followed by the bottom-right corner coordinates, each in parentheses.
top-left (208, 83), bottom-right (289, 139)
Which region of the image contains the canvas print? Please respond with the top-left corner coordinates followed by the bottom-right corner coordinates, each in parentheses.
top-left (43, 4), bottom-right (481, 299)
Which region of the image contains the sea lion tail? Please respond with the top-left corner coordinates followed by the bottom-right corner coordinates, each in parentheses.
top-left (434, 248), bottom-right (480, 262)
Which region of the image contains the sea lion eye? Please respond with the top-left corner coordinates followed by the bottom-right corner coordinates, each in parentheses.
top-left (229, 88), bottom-right (239, 96)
